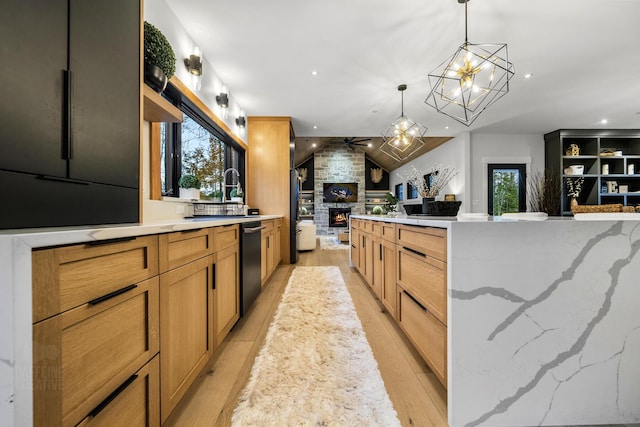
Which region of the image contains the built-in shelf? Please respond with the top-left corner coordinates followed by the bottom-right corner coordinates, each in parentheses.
top-left (143, 84), bottom-right (183, 123)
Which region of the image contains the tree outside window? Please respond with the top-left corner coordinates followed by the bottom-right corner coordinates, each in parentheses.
top-left (181, 115), bottom-right (225, 197)
top-left (488, 164), bottom-right (526, 215)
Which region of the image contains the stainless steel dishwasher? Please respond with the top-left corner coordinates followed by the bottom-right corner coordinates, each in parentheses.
top-left (240, 221), bottom-right (264, 316)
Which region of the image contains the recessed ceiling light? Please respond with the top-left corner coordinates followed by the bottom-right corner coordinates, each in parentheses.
top-left (311, 70), bottom-right (318, 76)
top-left (601, 119), bottom-right (608, 124)
top-left (367, 143), bottom-right (372, 147)
top-left (524, 73), bottom-right (533, 79)
top-left (445, 126), bottom-right (449, 130)
top-left (312, 143), bottom-right (317, 148)
top-left (313, 125), bottom-right (318, 129)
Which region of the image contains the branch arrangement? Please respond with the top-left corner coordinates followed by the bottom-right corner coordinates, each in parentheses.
top-left (401, 164), bottom-right (458, 198)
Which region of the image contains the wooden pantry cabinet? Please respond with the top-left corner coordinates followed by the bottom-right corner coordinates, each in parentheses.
top-left (32, 235), bottom-right (160, 427)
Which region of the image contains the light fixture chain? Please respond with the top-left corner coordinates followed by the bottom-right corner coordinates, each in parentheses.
top-left (464, 0), bottom-right (468, 43)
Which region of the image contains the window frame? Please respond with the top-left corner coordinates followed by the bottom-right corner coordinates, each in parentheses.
top-left (160, 83), bottom-right (245, 199)
top-left (488, 163), bottom-right (526, 215)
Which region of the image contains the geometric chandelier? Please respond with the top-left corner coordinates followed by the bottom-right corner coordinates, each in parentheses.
top-left (425, 0), bottom-right (514, 126)
top-left (380, 84), bottom-right (427, 162)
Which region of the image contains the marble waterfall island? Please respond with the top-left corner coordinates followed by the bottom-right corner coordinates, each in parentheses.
top-left (449, 220), bottom-right (640, 427)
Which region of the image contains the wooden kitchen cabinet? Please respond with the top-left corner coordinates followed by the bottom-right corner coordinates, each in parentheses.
top-left (371, 234), bottom-right (383, 299)
top-left (32, 235), bottom-right (160, 427)
top-left (381, 237), bottom-right (397, 318)
top-left (261, 219), bottom-right (277, 285)
top-left (350, 222), bottom-right (360, 269)
top-left (213, 228), bottom-right (240, 347)
top-left (274, 218), bottom-right (282, 265)
top-left (75, 355), bottom-right (159, 427)
top-left (398, 287), bottom-right (447, 385)
top-left (159, 255), bottom-right (214, 423)
top-left (159, 228), bottom-right (214, 273)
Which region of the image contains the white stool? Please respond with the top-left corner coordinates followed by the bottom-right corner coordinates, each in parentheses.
top-left (297, 221), bottom-right (317, 251)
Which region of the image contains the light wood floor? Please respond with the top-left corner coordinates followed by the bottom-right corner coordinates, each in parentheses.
top-left (165, 244), bottom-right (448, 427)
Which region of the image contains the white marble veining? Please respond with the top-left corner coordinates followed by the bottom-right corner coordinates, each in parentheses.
top-left (0, 215), bottom-right (280, 426)
top-left (449, 221), bottom-right (640, 426)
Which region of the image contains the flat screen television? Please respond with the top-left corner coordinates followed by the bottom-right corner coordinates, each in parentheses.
top-left (323, 182), bottom-right (358, 203)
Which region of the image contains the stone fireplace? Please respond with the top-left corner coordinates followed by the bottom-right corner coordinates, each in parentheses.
top-left (328, 207), bottom-right (351, 228)
top-left (314, 142), bottom-right (365, 235)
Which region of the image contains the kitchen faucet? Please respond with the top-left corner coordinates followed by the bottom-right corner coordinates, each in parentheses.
top-left (222, 168), bottom-right (241, 203)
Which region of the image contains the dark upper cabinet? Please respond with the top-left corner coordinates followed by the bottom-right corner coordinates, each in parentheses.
top-left (0, 0), bottom-right (68, 177)
top-left (0, 0), bottom-right (140, 229)
top-left (69, 0), bottom-right (140, 187)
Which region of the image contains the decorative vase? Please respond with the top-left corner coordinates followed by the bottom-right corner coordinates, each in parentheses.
top-left (570, 197), bottom-right (578, 209)
top-left (422, 197), bottom-right (436, 214)
top-left (144, 62), bottom-right (168, 93)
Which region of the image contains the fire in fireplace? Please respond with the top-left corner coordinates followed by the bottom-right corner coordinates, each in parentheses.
top-left (329, 207), bottom-right (351, 227)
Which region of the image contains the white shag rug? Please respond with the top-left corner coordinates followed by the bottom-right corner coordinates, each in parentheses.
top-left (232, 266), bottom-right (400, 426)
top-left (318, 235), bottom-right (349, 251)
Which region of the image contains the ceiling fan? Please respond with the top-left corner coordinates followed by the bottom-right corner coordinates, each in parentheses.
top-left (340, 137), bottom-right (372, 148)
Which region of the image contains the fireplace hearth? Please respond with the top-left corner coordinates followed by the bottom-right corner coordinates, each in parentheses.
top-left (329, 207), bottom-right (351, 227)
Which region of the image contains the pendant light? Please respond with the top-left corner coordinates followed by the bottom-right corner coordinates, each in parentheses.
top-left (380, 84), bottom-right (427, 162)
top-left (425, 0), bottom-right (514, 126)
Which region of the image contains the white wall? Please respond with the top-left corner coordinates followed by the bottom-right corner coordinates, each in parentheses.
top-left (469, 133), bottom-right (545, 213)
top-left (144, 0), bottom-right (247, 142)
top-left (390, 134), bottom-right (471, 214)
top-left (389, 132), bottom-right (546, 215)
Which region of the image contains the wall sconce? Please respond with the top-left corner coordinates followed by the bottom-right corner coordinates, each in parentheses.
top-left (216, 86), bottom-right (229, 119)
top-left (184, 47), bottom-right (203, 91)
top-left (235, 110), bottom-right (246, 137)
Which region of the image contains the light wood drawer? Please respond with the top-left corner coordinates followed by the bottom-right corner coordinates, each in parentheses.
top-left (274, 218), bottom-right (282, 227)
top-left (33, 277), bottom-right (159, 427)
top-left (76, 355), bottom-right (159, 427)
top-left (32, 235), bottom-right (159, 323)
top-left (381, 222), bottom-right (396, 242)
top-left (159, 228), bottom-right (213, 273)
top-left (212, 224), bottom-right (239, 252)
top-left (397, 247), bottom-right (447, 324)
top-left (261, 219), bottom-right (274, 233)
top-left (397, 224), bottom-right (446, 262)
top-left (398, 287), bottom-right (447, 387)
top-left (350, 218), bottom-right (360, 229)
top-left (361, 219), bottom-right (372, 232)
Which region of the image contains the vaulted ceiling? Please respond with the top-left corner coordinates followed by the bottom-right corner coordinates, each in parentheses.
top-left (165, 0), bottom-right (640, 171)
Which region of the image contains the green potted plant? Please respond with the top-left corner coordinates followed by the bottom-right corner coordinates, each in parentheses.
top-left (230, 184), bottom-right (244, 203)
top-left (209, 189), bottom-right (223, 202)
top-left (384, 192), bottom-right (399, 214)
top-left (178, 174), bottom-right (201, 200)
top-left (143, 21), bottom-right (176, 93)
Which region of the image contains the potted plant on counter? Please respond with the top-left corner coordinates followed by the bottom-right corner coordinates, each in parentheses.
top-left (143, 21), bottom-right (176, 93)
top-left (230, 184), bottom-right (244, 203)
top-left (178, 174), bottom-right (201, 200)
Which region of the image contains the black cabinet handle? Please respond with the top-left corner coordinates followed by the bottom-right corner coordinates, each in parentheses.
top-left (212, 263), bottom-right (216, 289)
top-left (37, 175), bottom-right (90, 185)
top-left (88, 374), bottom-right (138, 418)
top-left (63, 69), bottom-right (73, 160)
top-left (87, 236), bottom-right (136, 246)
top-left (181, 227), bottom-right (203, 233)
top-left (403, 246), bottom-right (426, 258)
top-left (379, 244), bottom-right (383, 261)
top-left (403, 290), bottom-right (427, 312)
top-left (87, 284), bottom-right (137, 306)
